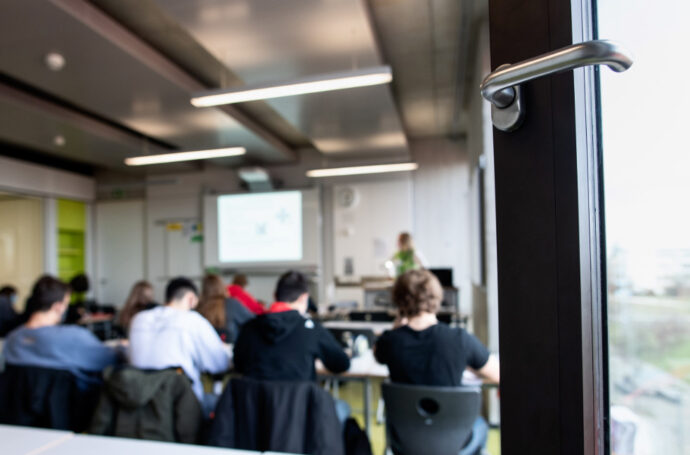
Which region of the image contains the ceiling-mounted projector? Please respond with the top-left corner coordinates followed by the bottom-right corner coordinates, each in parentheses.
top-left (237, 167), bottom-right (273, 191)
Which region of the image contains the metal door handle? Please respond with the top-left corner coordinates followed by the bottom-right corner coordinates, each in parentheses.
top-left (480, 40), bottom-right (633, 131)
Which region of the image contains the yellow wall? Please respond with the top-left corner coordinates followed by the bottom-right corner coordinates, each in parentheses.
top-left (0, 197), bottom-right (44, 311)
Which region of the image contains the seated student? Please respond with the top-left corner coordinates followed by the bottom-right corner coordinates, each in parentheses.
top-left (64, 273), bottom-right (90, 324)
top-left (233, 271), bottom-right (351, 423)
top-left (0, 284), bottom-right (17, 303)
top-left (0, 285), bottom-right (20, 336)
top-left (227, 274), bottom-right (264, 315)
top-left (197, 274), bottom-right (254, 344)
top-left (2, 276), bottom-right (120, 388)
top-left (234, 270), bottom-right (350, 381)
top-left (128, 277), bottom-right (230, 414)
top-left (117, 280), bottom-right (157, 334)
top-left (374, 270), bottom-right (500, 449)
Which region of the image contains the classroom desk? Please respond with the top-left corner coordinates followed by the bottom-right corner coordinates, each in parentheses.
top-left (77, 314), bottom-right (116, 341)
top-left (321, 320), bottom-right (393, 336)
top-left (317, 350), bottom-right (388, 437)
top-left (0, 426), bottom-right (297, 455)
top-left (39, 434), bottom-right (262, 455)
top-left (77, 313), bottom-right (115, 325)
top-left (0, 424), bottom-right (73, 455)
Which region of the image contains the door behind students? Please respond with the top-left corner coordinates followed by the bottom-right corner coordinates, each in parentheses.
top-left (95, 200), bottom-right (145, 308)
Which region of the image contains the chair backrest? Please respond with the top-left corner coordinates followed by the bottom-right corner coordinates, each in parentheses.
top-left (89, 365), bottom-right (201, 444)
top-left (0, 363), bottom-right (99, 432)
top-left (382, 382), bottom-right (481, 455)
top-left (209, 377), bottom-right (345, 455)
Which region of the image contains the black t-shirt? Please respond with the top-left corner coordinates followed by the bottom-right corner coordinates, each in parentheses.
top-left (375, 323), bottom-right (490, 386)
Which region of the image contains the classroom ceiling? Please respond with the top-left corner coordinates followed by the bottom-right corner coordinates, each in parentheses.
top-left (0, 0), bottom-right (483, 174)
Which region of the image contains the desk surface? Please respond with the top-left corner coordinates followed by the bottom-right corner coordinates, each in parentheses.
top-left (0, 424), bottom-right (73, 455)
top-left (0, 425), bottom-right (298, 455)
top-left (77, 313), bottom-right (114, 325)
top-left (322, 320), bottom-right (393, 336)
top-left (39, 434), bottom-right (261, 455)
top-left (317, 350), bottom-right (486, 386)
top-left (316, 350), bottom-right (388, 378)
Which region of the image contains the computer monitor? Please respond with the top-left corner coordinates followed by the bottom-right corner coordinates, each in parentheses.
top-left (429, 268), bottom-right (453, 287)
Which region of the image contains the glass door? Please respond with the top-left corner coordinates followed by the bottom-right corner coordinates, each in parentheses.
top-left (485, 0), bottom-right (688, 453)
top-left (598, 1), bottom-right (690, 453)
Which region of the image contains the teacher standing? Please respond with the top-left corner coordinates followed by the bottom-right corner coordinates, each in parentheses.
top-left (391, 232), bottom-right (427, 276)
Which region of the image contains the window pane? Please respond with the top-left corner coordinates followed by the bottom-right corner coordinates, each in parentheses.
top-left (598, 1), bottom-right (690, 454)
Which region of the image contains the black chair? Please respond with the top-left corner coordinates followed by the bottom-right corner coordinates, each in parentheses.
top-left (437, 313), bottom-right (453, 324)
top-left (381, 382), bottom-right (484, 455)
top-left (0, 364), bottom-right (100, 432)
top-left (208, 377), bottom-right (345, 455)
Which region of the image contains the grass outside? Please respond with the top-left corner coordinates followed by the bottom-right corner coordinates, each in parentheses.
top-left (609, 295), bottom-right (690, 386)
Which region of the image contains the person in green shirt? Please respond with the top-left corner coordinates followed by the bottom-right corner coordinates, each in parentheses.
top-left (392, 232), bottom-right (426, 276)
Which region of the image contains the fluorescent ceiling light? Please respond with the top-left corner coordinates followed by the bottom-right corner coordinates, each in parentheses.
top-left (191, 66), bottom-right (392, 107)
top-left (125, 147), bottom-right (246, 166)
top-left (306, 162), bottom-right (418, 178)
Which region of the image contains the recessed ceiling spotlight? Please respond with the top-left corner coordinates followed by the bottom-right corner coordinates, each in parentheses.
top-left (53, 135), bottom-right (66, 147)
top-left (45, 52), bottom-right (66, 72)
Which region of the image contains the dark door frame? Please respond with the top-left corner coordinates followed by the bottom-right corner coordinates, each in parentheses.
top-left (487, 0), bottom-right (606, 454)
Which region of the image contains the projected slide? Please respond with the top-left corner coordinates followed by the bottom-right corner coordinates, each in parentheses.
top-left (217, 191), bottom-right (303, 263)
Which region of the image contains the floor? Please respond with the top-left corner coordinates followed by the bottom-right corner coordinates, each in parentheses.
top-left (337, 378), bottom-right (501, 455)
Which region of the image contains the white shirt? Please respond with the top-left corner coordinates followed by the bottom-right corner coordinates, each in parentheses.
top-left (128, 306), bottom-right (230, 401)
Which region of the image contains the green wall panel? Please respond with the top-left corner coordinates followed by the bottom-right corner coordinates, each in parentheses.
top-left (57, 199), bottom-right (86, 283)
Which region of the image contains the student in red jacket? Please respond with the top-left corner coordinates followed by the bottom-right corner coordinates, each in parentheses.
top-left (227, 274), bottom-right (264, 315)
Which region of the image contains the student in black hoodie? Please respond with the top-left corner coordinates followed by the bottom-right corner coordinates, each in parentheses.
top-left (233, 270), bottom-right (350, 381)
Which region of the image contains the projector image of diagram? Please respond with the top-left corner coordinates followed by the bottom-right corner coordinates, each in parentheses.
top-left (218, 191), bottom-right (303, 263)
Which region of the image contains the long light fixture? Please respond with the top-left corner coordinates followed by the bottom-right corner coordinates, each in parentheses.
top-left (125, 147), bottom-right (246, 166)
top-left (306, 162), bottom-right (418, 178)
top-left (191, 66), bottom-right (392, 107)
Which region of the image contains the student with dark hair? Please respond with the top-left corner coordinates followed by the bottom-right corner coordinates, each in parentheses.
top-left (234, 270), bottom-right (350, 382)
top-left (64, 273), bottom-right (90, 323)
top-left (128, 276), bottom-right (230, 413)
top-left (69, 274), bottom-right (90, 295)
top-left (2, 275), bottom-right (120, 388)
top-left (0, 285), bottom-right (17, 300)
top-left (227, 274), bottom-right (264, 315)
top-left (197, 274), bottom-right (254, 343)
top-left (0, 285), bottom-right (20, 336)
top-left (234, 271), bottom-right (351, 423)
